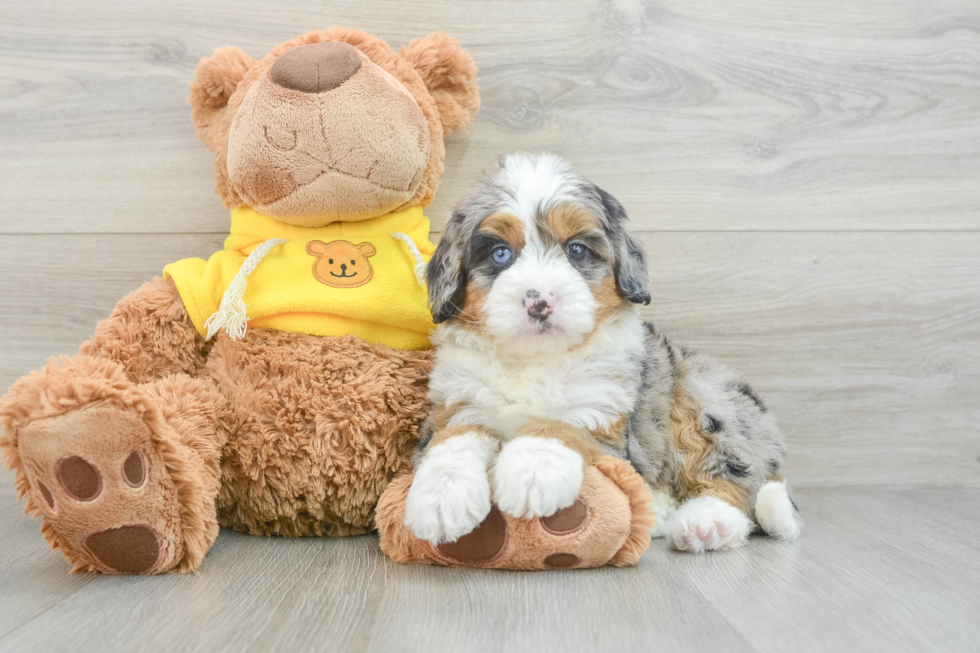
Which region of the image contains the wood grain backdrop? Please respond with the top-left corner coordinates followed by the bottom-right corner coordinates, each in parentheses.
top-left (1, 0), bottom-right (978, 488)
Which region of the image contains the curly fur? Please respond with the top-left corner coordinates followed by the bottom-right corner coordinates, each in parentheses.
top-left (415, 154), bottom-right (799, 558)
top-left (209, 330), bottom-right (431, 537)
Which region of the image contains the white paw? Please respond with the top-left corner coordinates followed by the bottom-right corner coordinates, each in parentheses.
top-left (664, 496), bottom-right (751, 553)
top-left (755, 480), bottom-right (801, 541)
top-left (404, 433), bottom-right (498, 544)
top-left (491, 437), bottom-right (583, 519)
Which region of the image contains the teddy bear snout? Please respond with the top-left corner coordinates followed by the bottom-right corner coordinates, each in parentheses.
top-left (270, 41), bottom-right (363, 94)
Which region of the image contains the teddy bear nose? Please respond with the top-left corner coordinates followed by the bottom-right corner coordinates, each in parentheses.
top-left (270, 41), bottom-right (362, 94)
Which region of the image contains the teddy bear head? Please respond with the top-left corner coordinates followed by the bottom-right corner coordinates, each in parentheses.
top-left (188, 28), bottom-right (479, 227)
top-left (305, 239), bottom-right (377, 288)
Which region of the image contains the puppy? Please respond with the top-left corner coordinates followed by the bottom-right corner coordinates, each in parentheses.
top-left (404, 153), bottom-right (800, 553)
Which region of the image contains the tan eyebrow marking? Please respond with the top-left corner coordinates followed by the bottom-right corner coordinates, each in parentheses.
top-left (479, 212), bottom-right (525, 250)
top-left (547, 203), bottom-right (601, 244)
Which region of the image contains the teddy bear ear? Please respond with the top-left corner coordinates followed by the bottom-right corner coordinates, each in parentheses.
top-left (400, 32), bottom-right (480, 136)
top-left (357, 242), bottom-right (377, 257)
top-left (306, 240), bottom-right (327, 256)
top-left (188, 46), bottom-right (256, 150)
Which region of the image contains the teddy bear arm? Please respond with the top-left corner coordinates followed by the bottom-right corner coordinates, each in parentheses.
top-left (80, 276), bottom-right (209, 385)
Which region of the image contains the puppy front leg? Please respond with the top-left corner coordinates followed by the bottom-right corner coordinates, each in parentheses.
top-left (662, 473), bottom-right (753, 553)
top-left (663, 494), bottom-right (753, 553)
top-left (404, 426), bottom-right (499, 544)
top-left (492, 419), bottom-right (597, 520)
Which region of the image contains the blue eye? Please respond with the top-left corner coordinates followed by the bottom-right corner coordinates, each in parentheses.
top-left (491, 246), bottom-right (512, 266)
top-left (566, 242), bottom-right (589, 261)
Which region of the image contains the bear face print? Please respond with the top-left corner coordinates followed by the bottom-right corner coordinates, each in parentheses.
top-left (306, 240), bottom-right (377, 288)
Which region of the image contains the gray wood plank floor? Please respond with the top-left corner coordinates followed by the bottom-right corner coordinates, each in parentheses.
top-left (1, 0), bottom-right (978, 651)
top-left (0, 488), bottom-right (977, 652)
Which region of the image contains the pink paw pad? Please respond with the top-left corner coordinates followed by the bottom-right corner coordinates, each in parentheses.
top-left (697, 522), bottom-right (715, 541)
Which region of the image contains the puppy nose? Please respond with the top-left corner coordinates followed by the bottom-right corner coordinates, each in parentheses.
top-left (270, 41), bottom-right (362, 93)
top-left (524, 291), bottom-right (555, 320)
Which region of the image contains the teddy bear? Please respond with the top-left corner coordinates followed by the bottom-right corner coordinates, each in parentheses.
top-left (0, 27), bottom-right (480, 575)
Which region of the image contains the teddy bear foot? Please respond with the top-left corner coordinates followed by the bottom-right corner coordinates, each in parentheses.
top-left (377, 456), bottom-right (656, 570)
top-left (433, 501), bottom-right (594, 569)
top-left (16, 404), bottom-right (187, 574)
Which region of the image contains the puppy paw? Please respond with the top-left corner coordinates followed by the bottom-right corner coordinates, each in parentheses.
top-left (404, 433), bottom-right (497, 544)
top-left (754, 480), bottom-right (802, 541)
top-left (492, 437), bottom-right (584, 519)
top-left (664, 496), bottom-right (751, 553)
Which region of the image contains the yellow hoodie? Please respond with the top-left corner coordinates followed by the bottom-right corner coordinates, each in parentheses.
top-left (164, 205), bottom-right (435, 350)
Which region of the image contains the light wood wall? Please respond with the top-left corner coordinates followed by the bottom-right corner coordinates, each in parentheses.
top-left (1, 0), bottom-right (978, 488)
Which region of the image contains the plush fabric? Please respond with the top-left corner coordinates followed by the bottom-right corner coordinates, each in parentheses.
top-left (376, 455), bottom-right (655, 570)
top-left (206, 325), bottom-right (431, 537)
top-left (0, 28), bottom-right (477, 574)
top-left (0, 355), bottom-right (225, 573)
top-left (164, 205), bottom-right (435, 349)
top-left (189, 28), bottom-right (480, 217)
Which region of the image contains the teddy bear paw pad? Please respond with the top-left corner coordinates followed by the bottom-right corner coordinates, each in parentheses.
top-left (84, 525), bottom-right (162, 574)
top-left (543, 553), bottom-right (581, 568)
top-left (16, 405), bottom-right (186, 574)
top-left (436, 505), bottom-right (507, 564)
top-left (540, 499), bottom-right (589, 535)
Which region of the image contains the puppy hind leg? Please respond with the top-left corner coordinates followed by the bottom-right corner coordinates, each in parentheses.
top-left (754, 480), bottom-right (802, 541)
top-left (647, 486), bottom-right (678, 539)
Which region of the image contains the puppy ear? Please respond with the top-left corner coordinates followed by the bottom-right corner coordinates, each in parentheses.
top-left (427, 212), bottom-right (469, 323)
top-left (357, 242), bottom-right (377, 258)
top-left (400, 32), bottom-right (480, 136)
top-left (595, 186), bottom-right (651, 305)
top-left (188, 46), bottom-right (256, 151)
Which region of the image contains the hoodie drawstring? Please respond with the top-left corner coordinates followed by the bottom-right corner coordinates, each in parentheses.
top-left (204, 238), bottom-right (287, 341)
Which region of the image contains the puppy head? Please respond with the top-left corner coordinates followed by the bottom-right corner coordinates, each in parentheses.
top-left (428, 152), bottom-right (650, 355)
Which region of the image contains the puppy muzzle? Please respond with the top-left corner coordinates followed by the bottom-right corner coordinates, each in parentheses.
top-left (524, 290), bottom-right (555, 321)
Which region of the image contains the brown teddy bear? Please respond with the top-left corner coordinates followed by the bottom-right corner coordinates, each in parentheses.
top-left (0, 27), bottom-right (479, 574)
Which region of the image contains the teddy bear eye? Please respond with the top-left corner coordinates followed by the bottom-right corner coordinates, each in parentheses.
top-left (351, 259), bottom-right (356, 265)
top-left (328, 259), bottom-right (334, 264)
top-left (491, 246), bottom-right (512, 266)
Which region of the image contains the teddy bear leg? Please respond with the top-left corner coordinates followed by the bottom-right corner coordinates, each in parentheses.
top-left (0, 356), bottom-right (226, 574)
top-left (80, 276), bottom-right (210, 384)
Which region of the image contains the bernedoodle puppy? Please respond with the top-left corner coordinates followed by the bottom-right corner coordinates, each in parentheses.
top-left (404, 153), bottom-right (801, 553)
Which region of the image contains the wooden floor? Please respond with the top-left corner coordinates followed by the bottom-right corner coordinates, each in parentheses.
top-left (1, 487), bottom-right (978, 652)
top-left (0, 0), bottom-right (978, 651)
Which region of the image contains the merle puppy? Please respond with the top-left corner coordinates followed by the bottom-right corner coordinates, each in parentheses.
top-left (404, 153), bottom-right (800, 552)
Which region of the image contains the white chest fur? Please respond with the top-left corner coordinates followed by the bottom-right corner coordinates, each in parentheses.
top-left (429, 314), bottom-right (646, 439)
